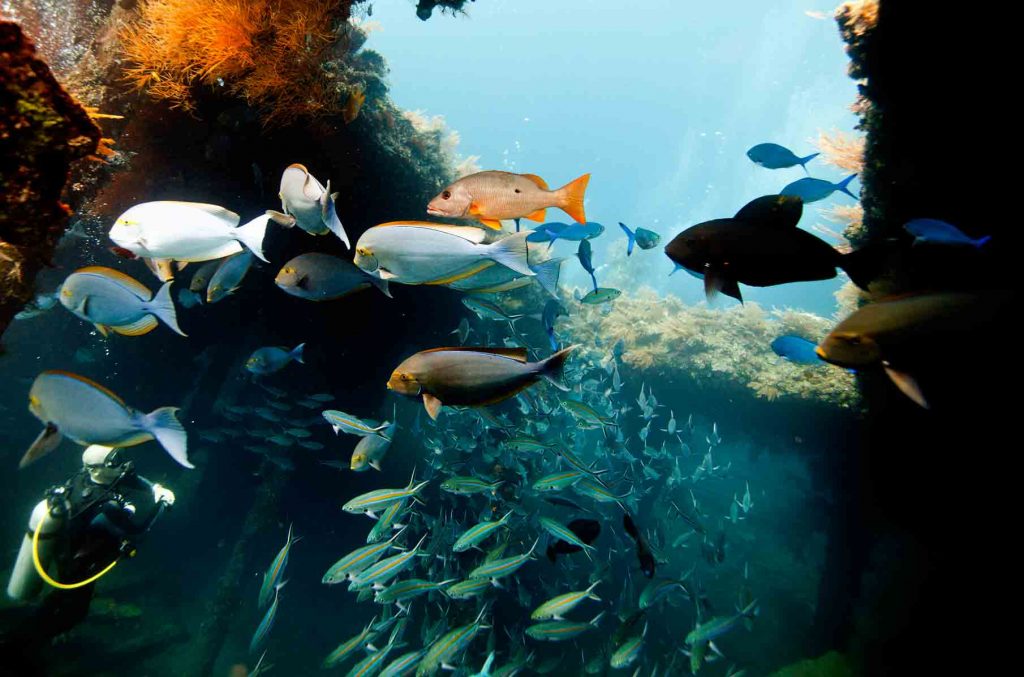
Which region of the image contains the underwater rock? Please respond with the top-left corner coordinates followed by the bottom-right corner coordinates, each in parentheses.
top-left (0, 21), bottom-right (100, 337)
top-left (565, 288), bottom-right (859, 408)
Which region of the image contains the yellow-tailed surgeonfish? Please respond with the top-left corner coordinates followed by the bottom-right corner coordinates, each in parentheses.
top-left (58, 266), bottom-right (186, 337)
top-left (109, 201), bottom-right (269, 263)
top-left (353, 223), bottom-right (534, 286)
top-left (426, 170), bottom-right (590, 230)
top-left (21, 370), bottom-right (191, 469)
top-left (387, 346), bottom-right (576, 420)
top-left (277, 164), bottom-right (350, 248)
top-left (274, 252), bottom-right (391, 301)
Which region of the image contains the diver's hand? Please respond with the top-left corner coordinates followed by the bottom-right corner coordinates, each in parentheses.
top-left (152, 483), bottom-right (175, 507)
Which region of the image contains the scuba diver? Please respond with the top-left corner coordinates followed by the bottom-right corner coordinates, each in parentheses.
top-left (1, 445), bottom-right (174, 656)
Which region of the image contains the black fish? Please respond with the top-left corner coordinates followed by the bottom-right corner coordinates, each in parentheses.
top-left (545, 518), bottom-right (601, 563)
top-left (664, 195), bottom-right (879, 303)
top-left (622, 513), bottom-right (656, 578)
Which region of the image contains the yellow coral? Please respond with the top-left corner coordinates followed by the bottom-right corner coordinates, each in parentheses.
top-left (813, 129), bottom-right (865, 174)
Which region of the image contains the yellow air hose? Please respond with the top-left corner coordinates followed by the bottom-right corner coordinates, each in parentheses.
top-left (32, 518), bottom-right (119, 590)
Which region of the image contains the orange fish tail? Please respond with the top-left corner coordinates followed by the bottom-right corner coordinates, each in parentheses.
top-left (558, 173), bottom-right (590, 223)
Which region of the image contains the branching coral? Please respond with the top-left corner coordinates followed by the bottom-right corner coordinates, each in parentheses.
top-left (563, 288), bottom-right (859, 408)
top-left (813, 129), bottom-right (865, 174)
top-left (119, 0), bottom-right (362, 126)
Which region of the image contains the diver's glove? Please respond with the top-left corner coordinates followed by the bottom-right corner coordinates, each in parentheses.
top-left (152, 484), bottom-right (175, 507)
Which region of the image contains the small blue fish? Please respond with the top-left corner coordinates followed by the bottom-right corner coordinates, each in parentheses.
top-left (207, 251), bottom-right (254, 303)
top-left (770, 335), bottom-right (824, 365)
top-left (904, 219), bottom-right (990, 248)
top-left (542, 300), bottom-right (567, 351)
top-left (618, 223), bottom-right (661, 255)
top-left (780, 175), bottom-right (858, 203)
top-left (249, 582), bottom-right (285, 656)
top-left (747, 143), bottom-right (819, 172)
top-left (246, 343), bottom-right (305, 375)
top-left (576, 240), bottom-right (598, 292)
top-left (527, 222), bottom-right (604, 248)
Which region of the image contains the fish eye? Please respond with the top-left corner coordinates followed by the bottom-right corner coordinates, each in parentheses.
top-left (283, 267), bottom-right (293, 274)
top-left (441, 190), bottom-right (451, 200)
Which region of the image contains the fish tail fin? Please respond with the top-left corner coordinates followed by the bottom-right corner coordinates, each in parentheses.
top-left (589, 611), bottom-right (606, 626)
top-left (530, 258), bottom-right (562, 297)
top-left (538, 345), bottom-right (577, 391)
top-left (487, 231), bottom-right (534, 277)
top-left (798, 152), bottom-right (820, 173)
top-left (619, 222), bottom-right (636, 256)
top-left (290, 343), bottom-right (306, 364)
top-left (142, 407), bottom-right (193, 468)
top-left (148, 281), bottom-right (187, 336)
top-left (838, 242), bottom-right (888, 290)
top-left (974, 235), bottom-right (992, 249)
top-left (836, 174), bottom-right (858, 199)
top-left (557, 173), bottom-right (590, 223)
top-left (321, 186), bottom-right (351, 249)
top-left (235, 215), bottom-right (269, 262)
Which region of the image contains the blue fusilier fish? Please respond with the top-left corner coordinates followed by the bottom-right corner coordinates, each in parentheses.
top-left (684, 599), bottom-right (759, 645)
top-left (770, 335), bottom-right (824, 365)
top-left (527, 221), bottom-right (605, 248)
top-left (22, 370), bottom-right (191, 469)
top-left (207, 251), bottom-right (254, 303)
top-left (525, 611), bottom-right (604, 642)
top-left (468, 538), bottom-right (539, 586)
top-left (746, 143), bottom-right (820, 172)
top-left (245, 343), bottom-right (305, 375)
top-left (415, 606), bottom-right (490, 675)
top-left (380, 649), bottom-right (427, 677)
top-left (576, 239), bottom-right (598, 292)
top-left (249, 581), bottom-right (285, 656)
top-left (323, 410), bottom-right (392, 439)
top-left (258, 523), bottom-right (298, 609)
top-left (531, 581), bottom-right (601, 620)
top-left (541, 299), bottom-right (567, 351)
top-left (58, 266), bottom-right (185, 337)
top-left (452, 511), bottom-right (513, 552)
top-left (780, 174), bottom-right (858, 203)
top-left (618, 223), bottom-right (661, 255)
top-left (581, 288), bottom-right (621, 304)
top-left (904, 219), bottom-right (990, 248)
top-left (322, 616), bottom-right (379, 669)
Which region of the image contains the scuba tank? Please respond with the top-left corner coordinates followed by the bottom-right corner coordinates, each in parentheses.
top-left (7, 488), bottom-right (68, 601)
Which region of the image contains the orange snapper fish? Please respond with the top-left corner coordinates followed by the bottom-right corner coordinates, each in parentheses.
top-left (427, 170), bottom-right (591, 230)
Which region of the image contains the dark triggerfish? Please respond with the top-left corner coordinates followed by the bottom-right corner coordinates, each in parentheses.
top-left (664, 195), bottom-right (877, 302)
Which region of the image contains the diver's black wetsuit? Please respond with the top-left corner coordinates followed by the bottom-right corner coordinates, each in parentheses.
top-left (0, 464), bottom-right (164, 658)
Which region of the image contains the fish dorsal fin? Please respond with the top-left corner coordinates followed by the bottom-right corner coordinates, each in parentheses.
top-left (373, 222), bottom-right (489, 244)
top-left (161, 202), bottom-right (240, 226)
top-left (521, 174), bottom-right (549, 190)
top-left (733, 195), bottom-right (802, 228)
top-left (420, 346), bottom-right (529, 362)
top-left (43, 370), bottom-right (127, 407)
top-left (76, 266), bottom-right (153, 298)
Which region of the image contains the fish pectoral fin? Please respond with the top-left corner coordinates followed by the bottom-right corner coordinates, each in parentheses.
top-left (266, 210), bottom-right (296, 228)
top-left (94, 323), bottom-right (110, 337)
top-left (525, 208), bottom-right (547, 222)
top-left (423, 393), bottom-right (443, 420)
top-left (883, 364), bottom-right (930, 409)
top-left (20, 423), bottom-right (63, 469)
top-left (377, 268), bottom-right (398, 280)
top-left (75, 295), bottom-right (90, 317)
top-left (477, 218), bottom-right (504, 231)
top-left (295, 274), bottom-right (310, 290)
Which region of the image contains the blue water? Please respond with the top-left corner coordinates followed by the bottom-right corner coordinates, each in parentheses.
top-left (369, 0), bottom-right (859, 315)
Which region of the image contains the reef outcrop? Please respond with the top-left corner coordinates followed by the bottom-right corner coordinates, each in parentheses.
top-left (0, 21), bottom-right (99, 336)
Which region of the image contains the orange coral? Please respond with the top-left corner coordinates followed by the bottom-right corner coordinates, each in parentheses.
top-left (813, 129), bottom-right (865, 174)
top-left (835, 0), bottom-right (879, 37)
top-left (119, 0), bottom-right (356, 125)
